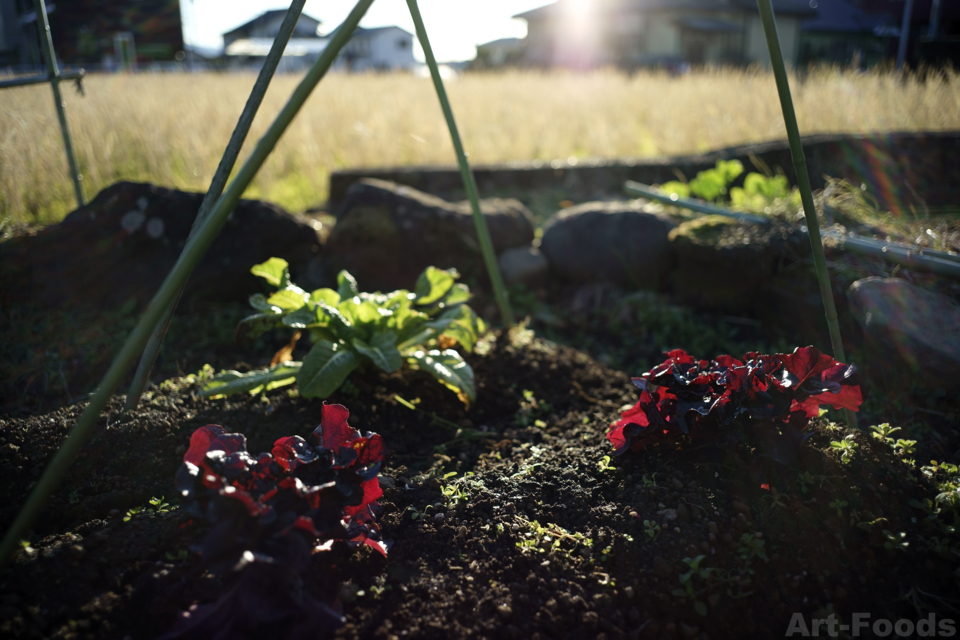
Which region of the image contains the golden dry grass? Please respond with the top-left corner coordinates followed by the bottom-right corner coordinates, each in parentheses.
top-left (2, 66), bottom-right (958, 225)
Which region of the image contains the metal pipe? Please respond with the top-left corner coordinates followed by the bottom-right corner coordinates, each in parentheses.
top-left (125, 0), bottom-right (310, 412)
top-left (755, 0), bottom-right (856, 429)
top-left (405, 0), bottom-right (515, 328)
top-left (626, 181), bottom-right (960, 279)
top-left (822, 230), bottom-right (960, 279)
top-left (0, 68), bottom-right (83, 90)
top-left (33, 0), bottom-right (84, 207)
top-left (0, 0), bottom-right (376, 571)
top-left (624, 181), bottom-right (771, 224)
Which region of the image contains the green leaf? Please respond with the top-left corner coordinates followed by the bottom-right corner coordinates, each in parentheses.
top-left (658, 181), bottom-right (691, 199)
top-left (440, 283), bottom-right (471, 307)
top-left (339, 297), bottom-right (386, 327)
top-left (694, 601), bottom-right (708, 616)
top-left (414, 267), bottom-right (458, 305)
top-left (318, 302), bottom-right (356, 341)
top-left (352, 331), bottom-right (402, 373)
top-left (266, 287), bottom-right (308, 311)
top-left (437, 305), bottom-right (485, 352)
top-left (389, 298), bottom-right (429, 340)
top-left (337, 270), bottom-right (360, 300)
top-left (251, 257), bottom-right (289, 287)
top-left (397, 327), bottom-right (435, 352)
top-left (407, 349), bottom-right (475, 405)
top-left (249, 293), bottom-right (280, 312)
top-left (199, 363), bottom-right (302, 397)
top-left (235, 312), bottom-right (283, 344)
top-left (282, 305), bottom-right (321, 329)
top-left (717, 159), bottom-right (744, 183)
top-left (309, 288), bottom-right (340, 307)
top-left (297, 340), bottom-right (361, 398)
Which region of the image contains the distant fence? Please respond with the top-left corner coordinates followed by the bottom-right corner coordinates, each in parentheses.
top-left (329, 130), bottom-right (960, 216)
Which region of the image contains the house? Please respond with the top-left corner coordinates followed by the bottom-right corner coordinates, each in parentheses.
top-left (223, 10), bottom-right (327, 71)
top-left (0, 0), bottom-right (184, 67)
top-left (327, 25), bottom-right (417, 72)
top-left (799, 0), bottom-right (899, 67)
top-left (854, 0), bottom-right (959, 66)
top-left (0, 0), bottom-right (22, 66)
top-left (472, 37), bottom-right (525, 69)
top-left (223, 10), bottom-right (323, 47)
top-left (513, 0), bottom-right (818, 69)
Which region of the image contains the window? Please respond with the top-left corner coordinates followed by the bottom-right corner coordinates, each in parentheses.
top-left (398, 38), bottom-right (409, 49)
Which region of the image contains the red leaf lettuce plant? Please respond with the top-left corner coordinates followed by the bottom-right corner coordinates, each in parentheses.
top-left (164, 403), bottom-right (386, 640)
top-left (608, 346), bottom-right (862, 483)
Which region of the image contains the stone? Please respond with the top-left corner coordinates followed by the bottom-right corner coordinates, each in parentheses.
top-left (540, 200), bottom-right (675, 288)
top-left (323, 179), bottom-right (534, 292)
top-left (498, 245), bottom-right (549, 289)
top-left (668, 215), bottom-right (808, 313)
top-left (847, 277), bottom-right (960, 390)
top-left (657, 508), bottom-right (678, 522)
top-left (0, 182), bottom-right (322, 314)
top-left (653, 556), bottom-right (673, 579)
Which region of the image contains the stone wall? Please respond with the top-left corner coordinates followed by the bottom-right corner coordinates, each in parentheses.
top-left (328, 131), bottom-right (960, 215)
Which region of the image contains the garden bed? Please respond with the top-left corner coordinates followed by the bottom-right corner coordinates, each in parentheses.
top-left (1, 328), bottom-right (958, 640)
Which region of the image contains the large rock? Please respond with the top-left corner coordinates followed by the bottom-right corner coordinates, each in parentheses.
top-left (539, 201), bottom-right (676, 288)
top-left (669, 216), bottom-right (808, 313)
top-left (848, 277), bottom-right (960, 390)
top-left (0, 182), bottom-right (322, 313)
top-left (498, 245), bottom-right (549, 289)
top-left (323, 179), bottom-right (534, 291)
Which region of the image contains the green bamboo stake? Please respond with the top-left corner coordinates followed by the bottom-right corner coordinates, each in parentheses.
top-left (756, 0), bottom-right (857, 430)
top-left (34, 0), bottom-right (84, 207)
top-left (0, 0), bottom-right (375, 570)
top-left (125, 0), bottom-right (309, 412)
top-left (405, 0), bottom-right (515, 327)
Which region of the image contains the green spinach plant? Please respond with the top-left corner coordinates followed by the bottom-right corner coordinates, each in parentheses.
top-left (201, 258), bottom-right (485, 405)
top-left (659, 159), bottom-right (801, 213)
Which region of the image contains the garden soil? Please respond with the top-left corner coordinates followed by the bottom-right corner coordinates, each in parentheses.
top-left (0, 331), bottom-right (957, 640)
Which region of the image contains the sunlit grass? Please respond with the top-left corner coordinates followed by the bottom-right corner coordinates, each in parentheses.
top-left (2, 66), bottom-right (958, 225)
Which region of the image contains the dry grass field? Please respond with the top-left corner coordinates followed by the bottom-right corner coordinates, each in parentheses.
top-left (2, 66), bottom-right (959, 225)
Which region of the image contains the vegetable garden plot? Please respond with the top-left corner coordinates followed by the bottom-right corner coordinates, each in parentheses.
top-left (1, 334), bottom-right (959, 639)
top-left (4, 0), bottom-right (960, 637)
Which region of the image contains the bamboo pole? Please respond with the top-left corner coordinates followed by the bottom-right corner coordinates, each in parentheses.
top-left (755, 0), bottom-right (857, 429)
top-left (405, 0), bottom-right (515, 327)
top-left (33, 0), bottom-right (84, 207)
top-left (0, 0), bottom-right (375, 570)
top-left (125, 0), bottom-right (309, 412)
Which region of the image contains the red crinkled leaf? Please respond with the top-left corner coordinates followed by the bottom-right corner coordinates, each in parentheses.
top-left (221, 485), bottom-right (269, 517)
top-left (272, 435), bottom-right (319, 472)
top-left (314, 403), bottom-right (360, 450)
top-left (184, 425), bottom-right (226, 466)
top-left (792, 384), bottom-right (864, 418)
top-left (351, 434), bottom-right (386, 469)
top-left (289, 515), bottom-right (323, 538)
top-left (361, 537), bottom-right (388, 557)
top-left (665, 349), bottom-right (694, 365)
top-left (721, 366), bottom-right (750, 393)
top-left (607, 397), bottom-right (651, 450)
top-left (714, 354), bottom-right (743, 369)
top-left (779, 346), bottom-right (838, 387)
top-left (343, 478), bottom-right (383, 518)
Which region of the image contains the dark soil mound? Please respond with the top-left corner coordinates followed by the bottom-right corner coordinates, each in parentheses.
top-left (1, 332), bottom-right (956, 640)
